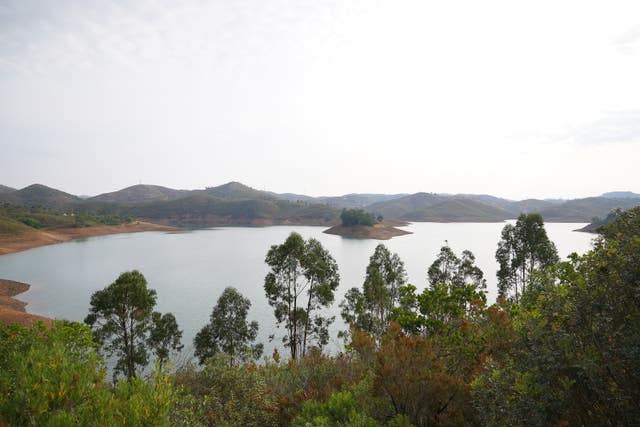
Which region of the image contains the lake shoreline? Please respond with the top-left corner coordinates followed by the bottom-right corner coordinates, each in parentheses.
top-left (0, 278), bottom-right (52, 327)
top-left (0, 221), bottom-right (180, 256)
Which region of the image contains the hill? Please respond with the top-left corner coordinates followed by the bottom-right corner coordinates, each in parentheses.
top-left (0, 182), bottom-right (340, 229)
top-left (3, 181), bottom-right (639, 226)
top-left (399, 198), bottom-right (512, 222)
top-left (0, 185), bottom-right (16, 194)
top-left (363, 192), bottom-right (640, 223)
top-left (453, 194), bottom-right (515, 212)
top-left (90, 184), bottom-right (190, 203)
top-left (601, 191), bottom-right (640, 199)
top-left (508, 199), bottom-right (557, 216)
top-left (536, 197), bottom-right (640, 222)
top-left (0, 184), bottom-right (80, 209)
top-left (201, 181), bottom-right (275, 200)
top-left (273, 192), bottom-right (406, 208)
top-left (366, 193), bottom-right (449, 219)
top-left (116, 194), bottom-right (338, 227)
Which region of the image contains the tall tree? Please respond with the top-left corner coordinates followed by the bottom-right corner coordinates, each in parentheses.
top-left (495, 213), bottom-right (559, 302)
top-left (264, 232), bottom-right (340, 359)
top-left (84, 270), bottom-right (182, 379)
top-left (396, 246), bottom-right (487, 337)
top-left (85, 270), bottom-right (159, 380)
top-left (147, 312), bottom-right (183, 371)
top-left (428, 244), bottom-right (486, 290)
top-left (341, 244), bottom-right (407, 343)
top-left (194, 287), bottom-right (263, 365)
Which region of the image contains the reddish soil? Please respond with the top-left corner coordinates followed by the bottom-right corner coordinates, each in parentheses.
top-left (0, 221), bottom-right (179, 256)
top-left (0, 278), bottom-right (53, 327)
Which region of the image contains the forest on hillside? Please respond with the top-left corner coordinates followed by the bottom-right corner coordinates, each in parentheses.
top-left (1, 209), bottom-right (639, 426)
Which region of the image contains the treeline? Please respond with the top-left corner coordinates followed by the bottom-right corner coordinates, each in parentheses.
top-left (2, 210), bottom-right (639, 425)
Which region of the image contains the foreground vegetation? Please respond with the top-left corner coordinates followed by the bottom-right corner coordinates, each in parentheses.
top-left (2, 209), bottom-right (639, 425)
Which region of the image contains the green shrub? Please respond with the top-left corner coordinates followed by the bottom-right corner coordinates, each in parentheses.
top-left (18, 217), bottom-right (42, 229)
top-left (0, 321), bottom-right (177, 426)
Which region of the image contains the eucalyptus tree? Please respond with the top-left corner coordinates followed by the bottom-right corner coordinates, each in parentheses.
top-left (148, 312), bottom-right (183, 371)
top-left (194, 286), bottom-right (262, 365)
top-left (427, 244), bottom-right (486, 290)
top-left (495, 213), bottom-right (559, 302)
top-left (393, 245), bottom-right (487, 337)
top-left (340, 244), bottom-right (407, 343)
top-left (264, 232), bottom-right (340, 360)
top-left (85, 270), bottom-right (182, 380)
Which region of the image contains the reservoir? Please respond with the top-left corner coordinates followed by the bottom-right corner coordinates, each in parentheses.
top-left (0, 222), bottom-right (593, 357)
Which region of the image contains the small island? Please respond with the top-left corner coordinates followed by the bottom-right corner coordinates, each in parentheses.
top-left (323, 208), bottom-right (412, 240)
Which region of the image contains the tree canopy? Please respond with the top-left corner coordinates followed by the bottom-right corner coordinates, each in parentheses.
top-left (84, 270), bottom-right (182, 379)
top-left (340, 208), bottom-right (378, 227)
top-left (341, 244), bottom-right (407, 344)
top-left (495, 213), bottom-right (559, 302)
top-left (264, 232), bottom-right (340, 359)
top-left (147, 312), bottom-right (183, 371)
top-left (194, 286), bottom-right (263, 365)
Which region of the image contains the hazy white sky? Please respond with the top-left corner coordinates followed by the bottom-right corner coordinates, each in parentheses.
top-left (1, 0), bottom-right (639, 199)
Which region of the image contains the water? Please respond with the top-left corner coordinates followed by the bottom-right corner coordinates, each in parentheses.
top-left (0, 222), bottom-right (594, 357)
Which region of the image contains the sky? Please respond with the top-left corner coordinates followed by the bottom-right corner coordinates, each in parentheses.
top-left (1, 0), bottom-right (639, 200)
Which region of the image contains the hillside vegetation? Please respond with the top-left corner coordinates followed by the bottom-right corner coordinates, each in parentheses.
top-left (0, 204), bottom-right (130, 236)
top-left (90, 184), bottom-right (190, 203)
top-left (1, 181), bottom-right (639, 226)
top-left (0, 184), bottom-right (80, 209)
top-left (366, 192), bottom-right (639, 222)
top-left (0, 185), bottom-right (15, 194)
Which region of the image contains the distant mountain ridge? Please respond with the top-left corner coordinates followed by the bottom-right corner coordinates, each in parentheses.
top-left (1, 181), bottom-right (639, 225)
top-left (601, 191), bottom-right (640, 199)
top-left (273, 192), bottom-right (407, 208)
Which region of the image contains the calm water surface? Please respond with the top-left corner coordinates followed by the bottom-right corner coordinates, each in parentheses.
top-left (0, 222), bottom-right (594, 356)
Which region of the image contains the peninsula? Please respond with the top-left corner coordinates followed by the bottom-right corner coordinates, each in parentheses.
top-left (0, 278), bottom-right (51, 327)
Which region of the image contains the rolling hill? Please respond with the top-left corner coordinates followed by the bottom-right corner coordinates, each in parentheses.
top-left (272, 192), bottom-right (407, 208)
top-left (112, 194), bottom-right (338, 227)
top-left (2, 181), bottom-right (639, 226)
top-left (201, 181), bottom-right (275, 201)
top-left (399, 199), bottom-right (512, 222)
top-left (365, 193), bottom-right (451, 219)
top-left (536, 197), bottom-right (640, 222)
top-left (601, 191), bottom-right (640, 199)
top-left (0, 185), bottom-right (15, 194)
top-left (90, 184), bottom-right (190, 203)
top-left (0, 184), bottom-right (81, 209)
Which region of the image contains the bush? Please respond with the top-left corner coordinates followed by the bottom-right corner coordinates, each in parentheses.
top-left (174, 354), bottom-right (278, 427)
top-left (18, 217), bottom-right (42, 229)
top-left (0, 321), bottom-right (177, 426)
